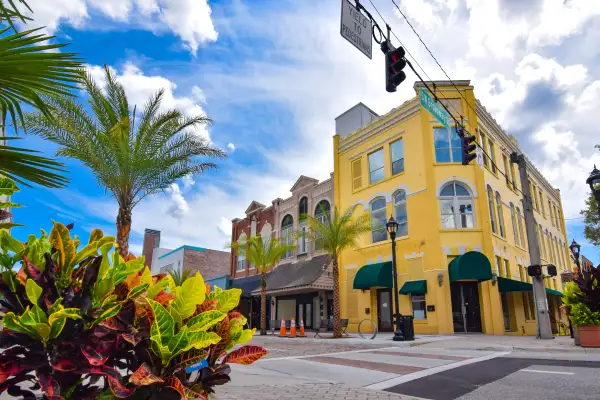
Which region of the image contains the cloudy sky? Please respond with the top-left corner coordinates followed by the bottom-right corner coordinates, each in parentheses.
top-left (12, 0), bottom-right (600, 263)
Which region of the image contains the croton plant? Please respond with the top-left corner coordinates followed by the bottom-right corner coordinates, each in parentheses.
top-left (0, 222), bottom-right (267, 399)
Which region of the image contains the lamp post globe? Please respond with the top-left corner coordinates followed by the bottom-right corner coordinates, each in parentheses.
top-left (386, 216), bottom-right (404, 341)
top-left (569, 239), bottom-right (581, 268)
top-left (587, 165), bottom-right (600, 214)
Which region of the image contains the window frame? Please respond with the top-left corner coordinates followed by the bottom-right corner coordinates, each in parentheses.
top-left (510, 204), bottom-right (519, 245)
top-left (487, 186), bottom-right (497, 234)
top-left (411, 294), bottom-right (427, 320)
top-left (236, 233), bottom-right (247, 272)
top-left (281, 214), bottom-right (294, 259)
top-left (393, 190), bottom-right (408, 237)
top-left (516, 207), bottom-right (525, 248)
top-left (434, 126), bottom-right (461, 163)
top-left (351, 158), bottom-right (363, 191)
top-left (439, 181), bottom-right (475, 229)
top-left (370, 197), bottom-right (388, 243)
top-left (502, 154), bottom-right (510, 187)
top-left (314, 200), bottom-right (330, 251)
top-left (368, 148), bottom-right (385, 184)
top-left (487, 139), bottom-right (497, 174)
top-left (390, 139), bottom-right (405, 176)
top-left (495, 192), bottom-right (505, 238)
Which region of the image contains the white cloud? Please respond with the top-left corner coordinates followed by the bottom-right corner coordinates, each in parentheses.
top-left (87, 63), bottom-right (211, 141)
top-left (181, 175), bottom-right (196, 191)
top-left (22, 0), bottom-right (217, 55)
top-left (166, 183), bottom-right (189, 218)
top-left (227, 143), bottom-right (235, 152)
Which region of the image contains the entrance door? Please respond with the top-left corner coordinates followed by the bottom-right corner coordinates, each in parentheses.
top-left (296, 301), bottom-right (313, 329)
top-left (376, 288), bottom-right (393, 332)
top-left (500, 292), bottom-right (511, 332)
top-left (451, 282), bottom-right (482, 333)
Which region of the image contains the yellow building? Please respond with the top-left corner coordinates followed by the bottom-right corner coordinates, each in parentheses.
top-left (333, 81), bottom-right (572, 336)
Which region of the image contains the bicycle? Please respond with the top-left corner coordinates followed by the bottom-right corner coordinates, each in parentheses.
top-left (358, 318), bottom-right (378, 339)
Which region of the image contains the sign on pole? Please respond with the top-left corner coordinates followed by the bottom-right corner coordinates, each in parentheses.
top-left (419, 89), bottom-right (451, 130)
top-left (340, 0), bottom-right (372, 59)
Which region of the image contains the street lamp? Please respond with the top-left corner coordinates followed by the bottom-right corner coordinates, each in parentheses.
top-left (569, 239), bottom-right (581, 269)
top-left (386, 216), bottom-right (404, 342)
top-left (586, 165), bottom-right (600, 215)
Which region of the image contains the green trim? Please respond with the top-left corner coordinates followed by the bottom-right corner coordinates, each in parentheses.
top-left (399, 280), bottom-right (427, 295)
top-left (498, 277), bottom-right (533, 292)
top-left (448, 251), bottom-right (493, 282)
top-left (353, 261), bottom-right (392, 289)
top-left (546, 288), bottom-right (564, 297)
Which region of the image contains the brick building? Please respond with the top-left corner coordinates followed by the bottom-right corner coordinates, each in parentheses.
top-left (142, 228), bottom-right (229, 282)
top-left (230, 175), bottom-right (334, 331)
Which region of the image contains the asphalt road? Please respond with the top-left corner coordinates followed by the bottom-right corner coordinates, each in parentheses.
top-left (386, 356), bottom-right (600, 400)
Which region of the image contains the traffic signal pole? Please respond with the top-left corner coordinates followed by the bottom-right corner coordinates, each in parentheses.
top-left (512, 153), bottom-right (553, 339)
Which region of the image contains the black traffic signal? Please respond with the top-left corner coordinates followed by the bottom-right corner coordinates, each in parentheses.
top-left (528, 265), bottom-right (542, 277)
top-left (461, 135), bottom-right (477, 165)
top-left (547, 264), bottom-right (557, 277)
top-left (384, 44), bottom-right (407, 93)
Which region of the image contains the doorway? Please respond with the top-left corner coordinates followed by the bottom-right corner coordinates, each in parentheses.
top-left (376, 288), bottom-right (393, 332)
top-left (296, 300), bottom-right (313, 329)
top-left (500, 292), bottom-right (511, 332)
top-left (451, 282), bottom-right (482, 333)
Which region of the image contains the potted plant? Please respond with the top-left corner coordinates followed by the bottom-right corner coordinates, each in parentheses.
top-left (563, 267), bottom-right (600, 347)
top-left (0, 222), bottom-right (267, 399)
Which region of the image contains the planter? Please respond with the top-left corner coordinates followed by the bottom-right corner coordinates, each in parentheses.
top-left (578, 325), bottom-right (600, 347)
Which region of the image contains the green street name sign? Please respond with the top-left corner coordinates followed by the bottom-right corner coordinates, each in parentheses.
top-left (419, 89), bottom-right (451, 130)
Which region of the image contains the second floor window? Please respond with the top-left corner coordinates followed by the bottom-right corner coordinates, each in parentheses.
top-left (236, 233), bottom-right (247, 272)
top-left (510, 204), bottom-right (519, 246)
top-left (370, 198), bottom-right (387, 243)
top-left (516, 207), bottom-right (525, 248)
top-left (495, 192), bottom-right (505, 238)
top-left (369, 149), bottom-right (385, 184)
top-left (281, 215), bottom-right (294, 258)
top-left (394, 190), bottom-right (408, 237)
top-left (487, 186), bottom-right (497, 234)
top-left (390, 139), bottom-right (405, 175)
top-left (440, 181), bottom-right (474, 229)
top-left (314, 200), bottom-right (331, 251)
top-left (434, 127), bottom-right (461, 163)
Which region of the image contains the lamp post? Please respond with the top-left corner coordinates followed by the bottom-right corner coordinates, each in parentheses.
top-left (587, 165), bottom-right (600, 216)
top-left (386, 216), bottom-right (404, 341)
top-left (569, 239), bottom-right (581, 270)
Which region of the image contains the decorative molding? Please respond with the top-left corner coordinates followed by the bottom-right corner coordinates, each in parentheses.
top-left (442, 246), bottom-right (451, 255)
top-left (474, 246), bottom-right (482, 252)
top-left (407, 188), bottom-right (426, 197)
top-left (386, 254), bottom-right (392, 261)
top-left (458, 246), bottom-right (466, 255)
top-left (376, 255), bottom-right (383, 263)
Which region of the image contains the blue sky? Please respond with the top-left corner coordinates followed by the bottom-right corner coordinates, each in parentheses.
top-left (10, 0), bottom-right (600, 265)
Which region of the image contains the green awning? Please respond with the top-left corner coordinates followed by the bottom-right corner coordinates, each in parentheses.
top-left (448, 251), bottom-right (493, 282)
top-left (498, 277), bottom-right (533, 292)
top-left (546, 288), bottom-right (564, 297)
top-left (399, 280), bottom-right (427, 295)
top-left (353, 261), bottom-right (392, 289)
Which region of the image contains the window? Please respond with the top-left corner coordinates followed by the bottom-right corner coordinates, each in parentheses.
top-left (495, 192), bottom-right (505, 238)
top-left (510, 204), bottom-right (519, 245)
top-left (488, 140), bottom-right (497, 173)
top-left (314, 200), bottom-right (330, 251)
top-left (516, 207), bottom-right (525, 248)
top-left (390, 139), bottom-right (405, 175)
top-left (368, 149), bottom-right (385, 184)
top-left (236, 233), bottom-right (247, 272)
top-left (519, 265), bottom-right (525, 282)
top-left (523, 293), bottom-right (535, 320)
top-left (479, 131), bottom-right (489, 168)
top-left (557, 209), bottom-right (565, 233)
top-left (434, 127), bottom-right (461, 163)
top-left (412, 295), bottom-right (427, 320)
top-left (546, 231), bottom-right (554, 263)
top-left (502, 154), bottom-right (510, 186)
top-left (298, 197), bottom-right (308, 255)
top-left (370, 198), bottom-right (387, 243)
top-left (510, 163), bottom-right (518, 190)
top-left (496, 256), bottom-right (503, 277)
top-left (533, 185), bottom-right (540, 211)
top-left (538, 224), bottom-right (546, 260)
top-left (351, 158), bottom-right (362, 191)
top-left (439, 182), bottom-right (474, 229)
top-left (393, 190), bottom-right (408, 237)
top-left (548, 200), bottom-right (553, 226)
top-left (487, 186), bottom-right (497, 234)
top-left (539, 190), bottom-right (545, 217)
top-left (504, 259), bottom-right (511, 279)
top-left (281, 215), bottom-right (294, 259)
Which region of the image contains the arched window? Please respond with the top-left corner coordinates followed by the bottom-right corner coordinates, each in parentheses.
top-left (487, 186), bottom-right (497, 234)
top-left (393, 190), bottom-right (408, 237)
top-left (314, 200), bottom-right (330, 251)
top-left (439, 182), bottom-right (474, 229)
top-left (516, 207), bottom-right (525, 248)
top-left (299, 197), bottom-right (308, 216)
top-left (495, 192), bottom-right (505, 238)
top-left (298, 197), bottom-right (308, 255)
top-left (370, 198), bottom-right (387, 243)
top-left (236, 232), bottom-right (247, 272)
top-left (538, 224), bottom-right (546, 259)
top-left (510, 204), bottom-right (519, 245)
top-left (281, 215), bottom-right (294, 258)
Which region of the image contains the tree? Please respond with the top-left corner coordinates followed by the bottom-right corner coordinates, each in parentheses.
top-left (582, 192), bottom-right (600, 246)
top-left (231, 235), bottom-right (294, 335)
top-left (167, 267), bottom-right (192, 286)
top-left (303, 206), bottom-right (370, 338)
top-left (0, 0), bottom-right (82, 188)
top-left (25, 66), bottom-right (226, 258)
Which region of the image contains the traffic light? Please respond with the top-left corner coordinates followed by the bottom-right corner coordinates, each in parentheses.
top-left (384, 44), bottom-right (407, 93)
top-left (547, 264), bottom-right (557, 277)
top-left (461, 134), bottom-right (477, 165)
top-left (528, 265), bottom-right (542, 277)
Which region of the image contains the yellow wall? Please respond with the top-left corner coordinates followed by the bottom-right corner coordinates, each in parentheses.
top-left (334, 82), bottom-right (570, 336)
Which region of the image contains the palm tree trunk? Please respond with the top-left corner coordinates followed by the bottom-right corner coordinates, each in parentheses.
top-left (260, 272), bottom-right (267, 335)
top-left (332, 257), bottom-right (342, 338)
top-left (116, 206), bottom-right (132, 259)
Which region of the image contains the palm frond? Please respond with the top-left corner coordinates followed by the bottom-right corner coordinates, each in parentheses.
top-left (0, 0), bottom-right (32, 31)
top-left (231, 235), bottom-right (294, 274)
top-left (168, 268), bottom-right (192, 286)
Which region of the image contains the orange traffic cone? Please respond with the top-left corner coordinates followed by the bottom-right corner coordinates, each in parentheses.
top-left (299, 317), bottom-right (305, 337)
top-left (279, 317), bottom-right (286, 337)
top-left (290, 317), bottom-right (297, 338)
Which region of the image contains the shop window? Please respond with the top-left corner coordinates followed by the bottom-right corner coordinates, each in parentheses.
top-left (411, 294), bottom-right (427, 320)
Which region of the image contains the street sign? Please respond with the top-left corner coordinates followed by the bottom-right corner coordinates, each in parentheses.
top-left (340, 0), bottom-right (372, 59)
top-left (419, 89), bottom-right (451, 130)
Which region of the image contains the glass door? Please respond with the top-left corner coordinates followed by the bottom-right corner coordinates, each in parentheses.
top-left (377, 288), bottom-right (393, 332)
top-left (450, 282), bottom-right (482, 333)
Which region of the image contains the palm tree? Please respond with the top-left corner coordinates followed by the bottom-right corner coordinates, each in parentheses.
top-left (303, 206), bottom-right (370, 338)
top-left (25, 66), bottom-right (226, 258)
top-left (168, 268), bottom-right (192, 286)
top-left (0, 0), bottom-right (82, 188)
top-left (231, 235), bottom-right (294, 335)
